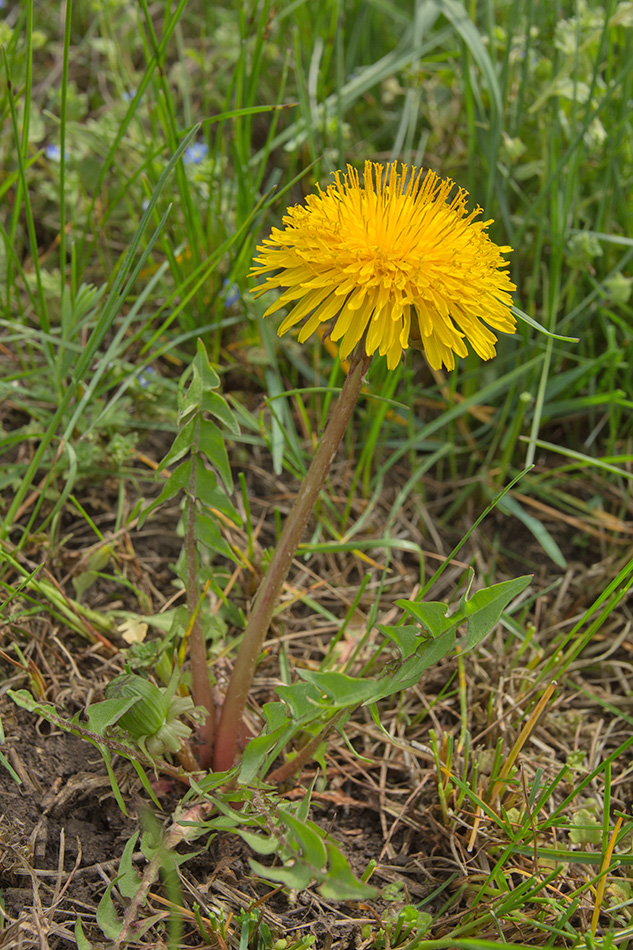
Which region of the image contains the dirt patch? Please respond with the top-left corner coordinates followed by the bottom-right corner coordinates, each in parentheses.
top-left (0, 704), bottom-right (136, 939)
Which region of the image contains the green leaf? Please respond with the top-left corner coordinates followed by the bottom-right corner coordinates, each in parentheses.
top-left (180, 342), bottom-right (215, 418)
top-left (201, 389), bottom-right (239, 434)
top-left (511, 304), bottom-right (579, 343)
top-left (119, 609), bottom-right (178, 633)
top-left (210, 814), bottom-right (245, 831)
top-left (85, 696), bottom-right (140, 734)
top-left (208, 794), bottom-right (265, 828)
top-left (457, 574), bottom-right (533, 650)
top-left (298, 670), bottom-right (383, 706)
top-left (94, 742), bottom-right (131, 818)
top-left (370, 630), bottom-right (457, 703)
top-left (281, 812), bottom-right (327, 870)
top-left (186, 342), bottom-right (239, 432)
top-left (276, 681), bottom-right (324, 720)
top-left (249, 857), bottom-right (314, 890)
top-left (319, 840), bottom-right (378, 900)
top-left (395, 574), bottom-right (533, 653)
top-left (8, 690), bottom-right (59, 717)
top-left (236, 828), bottom-right (279, 855)
top-left (74, 917), bottom-right (93, 950)
top-left (138, 459), bottom-right (192, 527)
top-left (238, 723), bottom-right (290, 784)
top-left (0, 750), bottom-right (22, 785)
top-left (262, 702), bottom-right (292, 731)
top-left (158, 417), bottom-right (196, 473)
top-left (195, 459), bottom-right (240, 523)
top-left (198, 419), bottom-right (233, 491)
top-left (393, 599), bottom-right (454, 638)
top-left (126, 755), bottom-right (163, 815)
top-left (194, 509), bottom-right (235, 560)
top-left (194, 338), bottom-right (220, 390)
top-left (96, 883), bottom-right (123, 941)
top-left (379, 624), bottom-right (430, 658)
top-left (294, 773), bottom-right (316, 824)
top-left (116, 832), bottom-right (141, 899)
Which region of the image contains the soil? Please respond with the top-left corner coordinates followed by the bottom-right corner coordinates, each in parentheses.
top-left (0, 707), bottom-right (136, 924)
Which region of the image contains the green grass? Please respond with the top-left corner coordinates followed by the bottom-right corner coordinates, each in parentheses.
top-left (1, 0), bottom-right (633, 947)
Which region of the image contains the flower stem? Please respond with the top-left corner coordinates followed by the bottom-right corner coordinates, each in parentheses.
top-left (213, 351), bottom-right (371, 772)
top-left (186, 429), bottom-right (216, 769)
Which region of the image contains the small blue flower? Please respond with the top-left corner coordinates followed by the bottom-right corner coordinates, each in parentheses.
top-left (122, 88), bottom-right (138, 103)
top-left (183, 142), bottom-right (209, 165)
top-left (138, 366), bottom-right (156, 389)
top-left (141, 198), bottom-right (150, 211)
top-left (223, 280), bottom-right (240, 307)
top-left (45, 144), bottom-right (66, 162)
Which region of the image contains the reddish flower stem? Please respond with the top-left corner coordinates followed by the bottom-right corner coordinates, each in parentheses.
top-left (213, 351), bottom-right (371, 772)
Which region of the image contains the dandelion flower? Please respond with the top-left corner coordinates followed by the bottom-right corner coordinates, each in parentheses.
top-left (251, 161), bottom-right (516, 370)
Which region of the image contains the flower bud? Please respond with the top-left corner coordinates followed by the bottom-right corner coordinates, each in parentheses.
top-left (106, 674), bottom-right (169, 739)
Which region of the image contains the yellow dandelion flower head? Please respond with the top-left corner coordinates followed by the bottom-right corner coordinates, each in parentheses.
top-left (250, 161), bottom-right (517, 371)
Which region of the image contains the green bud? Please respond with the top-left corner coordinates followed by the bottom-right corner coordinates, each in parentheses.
top-left (106, 673), bottom-right (195, 757)
top-left (106, 674), bottom-right (170, 739)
